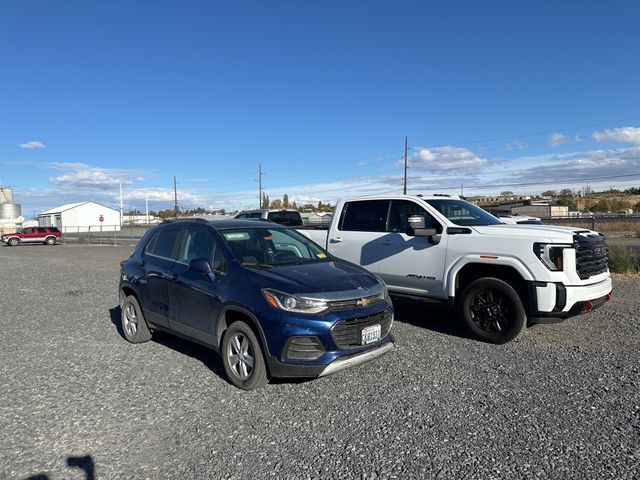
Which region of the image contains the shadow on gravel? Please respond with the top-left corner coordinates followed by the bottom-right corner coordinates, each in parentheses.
top-left (108, 306), bottom-right (229, 384)
top-left (24, 454), bottom-right (95, 480)
top-left (391, 296), bottom-right (473, 340)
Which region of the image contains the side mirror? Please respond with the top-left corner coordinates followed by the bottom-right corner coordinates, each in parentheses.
top-left (189, 258), bottom-right (216, 282)
top-left (406, 215), bottom-right (441, 244)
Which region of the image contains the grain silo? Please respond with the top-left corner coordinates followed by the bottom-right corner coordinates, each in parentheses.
top-left (0, 187), bottom-right (21, 221)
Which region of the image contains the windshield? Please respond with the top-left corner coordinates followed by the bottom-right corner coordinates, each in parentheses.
top-left (425, 199), bottom-right (502, 226)
top-left (221, 227), bottom-right (330, 268)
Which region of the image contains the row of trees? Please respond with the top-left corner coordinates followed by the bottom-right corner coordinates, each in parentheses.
top-left (261, 193), bottom-right (333, 212)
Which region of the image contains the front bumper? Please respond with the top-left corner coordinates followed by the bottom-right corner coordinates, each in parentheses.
top-left (527, 277), bottom-right (612, 323)
top-left (266, 334), bottom-right (395, 378)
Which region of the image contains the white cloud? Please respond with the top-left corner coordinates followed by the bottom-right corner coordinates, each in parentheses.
top-left (592, 127), bottom-right (640, 145)
top-left (404, 146), bottom-right (488, 171)
top-left (126, 188), bottom-right (198, 203)
top-left (42, 162), bottom-right (148, 190)
top-left (19, 141), bottom-right (45, 149)
top-left (548, 132), bottom-right (568, 148)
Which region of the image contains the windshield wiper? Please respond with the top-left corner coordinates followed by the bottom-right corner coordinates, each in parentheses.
top-left (243, 262), bottom-right (273, 269)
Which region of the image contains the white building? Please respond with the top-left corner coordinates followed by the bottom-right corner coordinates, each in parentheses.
top-left (38, 201), bottom-right (121, 232)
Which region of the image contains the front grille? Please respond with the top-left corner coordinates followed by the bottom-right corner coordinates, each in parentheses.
top-left (328, 292), bottom-right (385, 311)
top-left (331, 309), bottom-right (393, 349)
top-left (574, 234), bottom-right (609, 280)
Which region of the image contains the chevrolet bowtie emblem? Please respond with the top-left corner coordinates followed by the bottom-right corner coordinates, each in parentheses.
top-left (356, 297), bottom-right (370, 307)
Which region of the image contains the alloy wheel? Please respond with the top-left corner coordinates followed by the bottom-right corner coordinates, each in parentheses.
top-left (124, 303), bottom-right (138, 336)
top-left (227, 333), bottom-right (255, 380)
top-left (469, 289), bottom-right (512, 333)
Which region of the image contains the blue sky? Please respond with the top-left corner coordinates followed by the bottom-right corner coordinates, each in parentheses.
top-left (1, 0), bottom-right (639, 214)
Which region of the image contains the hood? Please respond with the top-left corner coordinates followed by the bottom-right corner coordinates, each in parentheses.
top-left (472, 224), bottom-right (595, 243)
top-left (245, 259), bottom-right (380, 295)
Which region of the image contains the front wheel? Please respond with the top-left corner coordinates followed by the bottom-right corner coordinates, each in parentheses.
top-left (45, 236), bottom-right (56, 245)
top-left (8, 238), bottom-right (20, 246)
top-left (458, 277), bottom-right (526, 344)
top-left (221, 321), bottom-right (268, 390)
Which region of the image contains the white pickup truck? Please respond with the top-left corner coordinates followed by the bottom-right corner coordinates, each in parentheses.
top-left (299, 194), bottom-right (612, 344)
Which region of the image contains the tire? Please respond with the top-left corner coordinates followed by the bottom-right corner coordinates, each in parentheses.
top-left (8, 238), bottom-right (20, 247)
top-left (221, 321), bottom-right (269, 390)
top-left (120, 295), bottom-right (152, 343)
top-left (45, 236), bottom-right (56, 245)
top-left (458, 277), bottom-right (527, 344)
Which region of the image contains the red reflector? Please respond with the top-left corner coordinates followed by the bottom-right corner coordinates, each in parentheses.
top-left (480, 255), bottom-right (498, 259)
top-left (584, 301), bottom-right (594, 312)
top-left (606, 293), bottom-right (612, 302)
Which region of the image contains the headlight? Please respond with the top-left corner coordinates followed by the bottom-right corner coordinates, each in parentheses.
top-left (262, 289), bottom-right (328, 314)
top-left (533, 243), bottom-right (572, 271)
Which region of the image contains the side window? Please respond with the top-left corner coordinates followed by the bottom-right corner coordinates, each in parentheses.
top-left (249, 212), bottom-right (262, 219)
top-left (177, 228), bottom-right (213, 263)
top-left (23, 228), bottom-right (34, 234)
top-left (236, 214), bottom-right (246, 219)
top-left (37, 227), bottom-right (47, 233)
top-left (148, 228), bottom-right (180, 259)
top-left (177, 228), bottom-right (224, 271)
top-left (339, 200), bottom-right (390, 232)
top-left (388, 200), bottom-right (442, 233)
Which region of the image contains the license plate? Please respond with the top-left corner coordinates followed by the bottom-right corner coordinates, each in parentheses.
top-left (361, 324), bottom-right (381, 345)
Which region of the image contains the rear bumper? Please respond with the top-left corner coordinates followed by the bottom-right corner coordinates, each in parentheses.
top-left (266, 335), bottom-right (395, 378)
top-left (528, 277), bottom-right (612, 324)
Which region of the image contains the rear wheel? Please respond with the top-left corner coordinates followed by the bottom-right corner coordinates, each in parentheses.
top-left (121, 295), bottom-right (152, 343)
top-left (222, 321), bottom-right (268, 390)
top-left (45, 236), bottom-right (56, 245)
top-left (8, 238), bottom-right (19, 246)
top-left (458, 277), bottom-right (526, 344)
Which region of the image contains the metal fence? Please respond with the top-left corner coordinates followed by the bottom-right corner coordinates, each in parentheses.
top-left (61, 225), bottom-right (152, 246)
top-left (544, 214), bottom-right (640, 231)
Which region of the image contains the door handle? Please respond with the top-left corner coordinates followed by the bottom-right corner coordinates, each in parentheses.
top-left (330, 237), bottom-right (343, 243)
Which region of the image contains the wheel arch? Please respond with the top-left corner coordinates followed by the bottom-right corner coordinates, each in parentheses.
top-left (216, 306), bottom-right (270, 357)
top-left (450, 260), bottom-right (532, 307)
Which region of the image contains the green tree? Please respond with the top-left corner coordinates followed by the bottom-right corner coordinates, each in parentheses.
top-left (270, 198), bottom-right (283, 209)
top-left (541, 190), bottom-right (557, 197)
top-left (283, 193), bottom-right (290, 208)
top-left (261, 193), bottom-right (270, 209)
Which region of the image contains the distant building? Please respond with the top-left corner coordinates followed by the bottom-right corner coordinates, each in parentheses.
top-left (38, 201), bottom-right (121, 231)
top-left (467, 194), bottom-right (531, 206)
top-left (512, 203), bottom-right (569, 218)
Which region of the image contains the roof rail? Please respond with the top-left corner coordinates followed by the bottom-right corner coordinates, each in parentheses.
top-left (161, 217), bottom-right (210, 224)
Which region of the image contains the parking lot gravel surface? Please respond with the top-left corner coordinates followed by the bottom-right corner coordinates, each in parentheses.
top-left (1, 245), bottom-right (639, 479)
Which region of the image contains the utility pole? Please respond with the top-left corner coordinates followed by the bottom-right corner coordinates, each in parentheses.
top-left (173, 176), bottom-right (179, 217)
top-left (403, 136), bottom-right (408, 195)
top-left (258, 163), bottom-right (264, 208)
top-left (461, 184), bottom-right (464, 197)
top-left (119, 181), bottom-right (123, 226)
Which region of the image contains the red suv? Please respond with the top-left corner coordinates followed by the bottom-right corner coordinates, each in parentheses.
top-left (1, 227), bottom-right (61, 246)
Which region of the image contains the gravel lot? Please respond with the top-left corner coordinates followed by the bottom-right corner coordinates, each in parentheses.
top-left (1, 245), bottom-right (639, 479)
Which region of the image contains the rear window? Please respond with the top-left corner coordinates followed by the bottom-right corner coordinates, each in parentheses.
top-left (146, 228), bottom-right (180, 259)
top-left (267, 211), bottom-right (303, 226)
top-left (339, 200), bottom-right (389, 232)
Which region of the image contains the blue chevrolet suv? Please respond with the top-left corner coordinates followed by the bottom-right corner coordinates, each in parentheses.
top-left (118, 218), bottom-right (394, 390)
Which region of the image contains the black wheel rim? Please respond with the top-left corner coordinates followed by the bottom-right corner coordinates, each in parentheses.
top-left (469, 289), bottom-right (513, 334)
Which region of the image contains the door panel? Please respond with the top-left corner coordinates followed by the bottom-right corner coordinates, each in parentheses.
top-left (170, 227), bottom-right (223, 344)
top-left (330, 200), bottom-right (390, 274)
top-left (377, 200), bottom-right (448, 297)
top-left (141, 228), bottom-right (181, 327)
